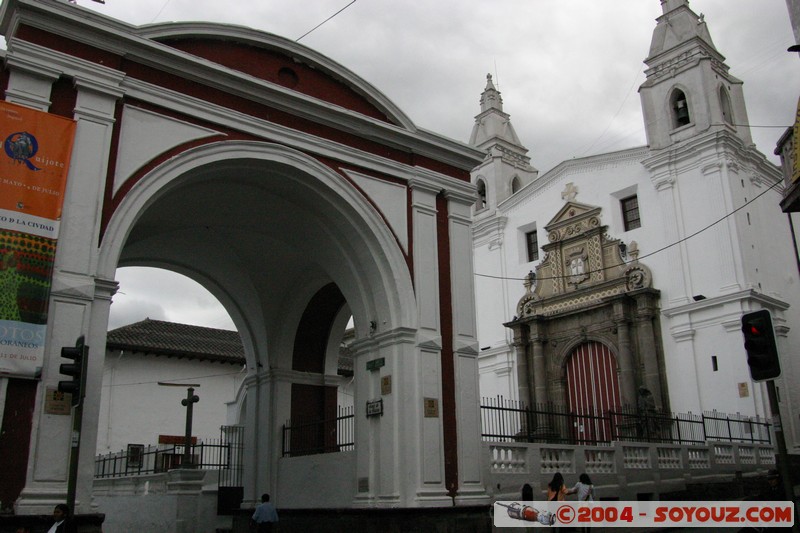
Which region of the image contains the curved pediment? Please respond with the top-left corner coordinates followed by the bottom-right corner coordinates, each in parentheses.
top-left (136, 22), bottom-right (415, 129)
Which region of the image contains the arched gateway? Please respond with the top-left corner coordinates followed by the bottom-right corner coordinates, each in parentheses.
top-left (0, 0), bottom-right (488, 518)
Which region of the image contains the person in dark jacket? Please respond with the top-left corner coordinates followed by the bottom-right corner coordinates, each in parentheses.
top-left (47, 504), bottom-right (77, 533)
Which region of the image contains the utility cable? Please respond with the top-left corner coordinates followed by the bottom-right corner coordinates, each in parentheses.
top-left (103, 369), bottom-right (244, 388)
top-left (296, 0), bottom-right (357, 42)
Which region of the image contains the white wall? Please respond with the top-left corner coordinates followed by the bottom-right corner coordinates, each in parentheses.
top-left (97, 349), bottom-right (246, 454)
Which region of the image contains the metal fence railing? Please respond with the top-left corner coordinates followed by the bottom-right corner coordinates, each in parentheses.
top-left (282, 406), bottom-right (355, 457)
top-left (95, 426), bottom-right (244, 479)
top-left (219, 425), bottom-right (244, 488)
top-left (99, 398), bottom-right (769, 474)
top-left (480, 396), bottom-right (772, 446)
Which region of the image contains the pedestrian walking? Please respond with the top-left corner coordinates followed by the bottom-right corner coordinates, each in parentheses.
top-left (571, 473), bottom-right (594, 502)
top-left (547, 472), bottom-right (569, 501)
top-left (251, 493), bottom-right (279, 532)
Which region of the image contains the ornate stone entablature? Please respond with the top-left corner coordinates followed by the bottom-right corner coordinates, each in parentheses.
top-left (515, 199), bottom-right (653, 319)
top-left (645, 49), bottom-right (727, 83)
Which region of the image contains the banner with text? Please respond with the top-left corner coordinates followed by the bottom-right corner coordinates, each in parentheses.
top-left (0, 101), bottom-right (76, 378)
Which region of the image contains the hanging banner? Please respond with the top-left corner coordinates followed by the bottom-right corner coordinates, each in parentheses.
top-left (0, 101), bottom-right (76, 379)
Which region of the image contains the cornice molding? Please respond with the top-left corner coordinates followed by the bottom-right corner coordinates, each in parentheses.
top-left (1, 0), bottom-right (484, 171)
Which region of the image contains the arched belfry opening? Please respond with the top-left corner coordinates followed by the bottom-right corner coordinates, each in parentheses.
top-left (670, 88), bottom-right (691, 128)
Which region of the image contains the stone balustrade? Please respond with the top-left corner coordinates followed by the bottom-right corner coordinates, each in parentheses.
top-left (484, 440), bottom-right (775, 501)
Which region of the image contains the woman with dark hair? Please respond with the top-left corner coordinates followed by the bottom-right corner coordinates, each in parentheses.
top-left (572, 473), bottom-right (594, 502)
top-left (47, 504), bottom-right (77, 533)
top-left (547, 472), bottom-right (569, 501)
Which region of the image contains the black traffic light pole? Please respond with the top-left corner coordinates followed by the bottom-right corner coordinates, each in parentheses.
top-left (57, 335), bottom-right (89, 512)
top-left (766, 380), bottom-right (797, 531)
top-left (741, 310), bottom-right (796, 530)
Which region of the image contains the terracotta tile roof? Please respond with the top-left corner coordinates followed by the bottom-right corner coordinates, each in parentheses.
top-left (106, 318), bottom-right (245, 365)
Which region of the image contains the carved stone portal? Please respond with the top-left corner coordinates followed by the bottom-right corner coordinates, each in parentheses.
top-left (507, 199), bottom-right (667, 427)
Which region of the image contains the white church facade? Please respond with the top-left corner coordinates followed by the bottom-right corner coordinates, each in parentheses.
top-left (472, 0), bottom-right (800, 452)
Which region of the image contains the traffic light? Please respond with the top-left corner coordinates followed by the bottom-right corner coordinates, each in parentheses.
top-left (741, 310), bottom-right (781, 382)
top-left (58, 335), bottom-right (88, 407)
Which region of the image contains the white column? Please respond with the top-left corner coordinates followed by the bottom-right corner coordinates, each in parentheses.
top-left (408, 178), bottom-right (448, 505)
top-left (16, 68), bottom-right (123, 515)
top-left (650, 168), bottom-right (691, 306)
top-left (351, 329), bottom-right (416, 507)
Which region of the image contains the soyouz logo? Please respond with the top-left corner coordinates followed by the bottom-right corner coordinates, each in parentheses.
top-left (493, 501), bottom-right (794, 528)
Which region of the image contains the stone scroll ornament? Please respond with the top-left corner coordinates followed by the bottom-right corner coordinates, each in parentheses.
top-left (624, 263), bottom-right (652, 291)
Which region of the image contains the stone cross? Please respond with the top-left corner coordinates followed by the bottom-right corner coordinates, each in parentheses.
top-left (561, 182), bottom-right (579, 202)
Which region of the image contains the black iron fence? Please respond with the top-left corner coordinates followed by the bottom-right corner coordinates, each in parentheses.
top-left (480, 396), bottom-right (772, 446)
top-left (95, 425), bottom-right (244, 479)
top-left (282, 406), bottom-right (355, 457)
top-left (99, 398), bottom-right (770, 475)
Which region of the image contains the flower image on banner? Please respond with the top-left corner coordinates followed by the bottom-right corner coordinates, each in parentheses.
top-left (0, 101), bottom-right (76, 378)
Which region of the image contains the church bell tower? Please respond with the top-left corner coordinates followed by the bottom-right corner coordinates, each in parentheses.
top-left (469, 74), bottom-right (537, 212)
top-left (639, 0), bottom-right (753, 151)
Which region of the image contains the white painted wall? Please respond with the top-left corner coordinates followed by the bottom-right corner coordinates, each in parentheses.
top-left (96, 348), bottom-right (246, 454)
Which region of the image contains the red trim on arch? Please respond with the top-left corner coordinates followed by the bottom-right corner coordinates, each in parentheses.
top-left (436, 192), bottom-right (458, 496)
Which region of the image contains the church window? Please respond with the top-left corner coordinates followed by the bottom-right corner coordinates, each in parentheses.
top-left (525, 230), bottom-right (539, 262)
top-left (719, 87), bottom-right (734, 125)
top-left (476, 179), bottom-right (487, 211)
top-left (621, 195), bottom-right (641, 231)
top-left (511, 176), bottom-right (522, 194)
top-left (670, 89), bottom-right (691, 128)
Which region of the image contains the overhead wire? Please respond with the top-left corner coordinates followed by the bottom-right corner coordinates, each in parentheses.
top-left (474, 177), bottom-right (784, 282)
top-left (296, 0), bottom-right (357, 42)
top-left (103, 369), bottom-right (245, 388)
top-left (579, 66), bottom-right (645, 157)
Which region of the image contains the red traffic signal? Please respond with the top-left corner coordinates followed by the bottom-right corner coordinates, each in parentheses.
top-left (741, 310), bottom-right (780, 382)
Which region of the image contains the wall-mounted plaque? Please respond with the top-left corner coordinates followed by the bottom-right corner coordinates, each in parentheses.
top-left (381, 375), bottom-right (392, 395)
top-left (424, 397), bottom-right (439, 418)
top-left (738, 382), bottom-right (749, 398)
top-left (366, 398), bottom-right (383, 417)
top-left (44, 387), bottom-right (71, 415)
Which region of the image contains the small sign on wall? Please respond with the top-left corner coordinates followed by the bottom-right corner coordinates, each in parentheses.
top-left (366, 398), bottom-right (383, 417)
top-left (738, 382), bottom-right (749, 398)
top-left (366, 357), bottom-right (385, 372)
top-left (381, 375), bottom-right (392, 395)
top-left (424, 397), bottom-right (439, 418)
top-left (44, 387), bottom-right (71, 415)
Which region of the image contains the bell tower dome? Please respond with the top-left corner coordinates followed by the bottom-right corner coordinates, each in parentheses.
top-left (639, 0), bottom-right (753, 151)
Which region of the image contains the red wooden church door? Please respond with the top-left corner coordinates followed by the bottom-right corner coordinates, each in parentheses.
top-left (565, 341), bottom-right (621, 443)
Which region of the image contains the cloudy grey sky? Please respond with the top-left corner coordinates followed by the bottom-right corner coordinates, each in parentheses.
top-left (94, 0), bottom-right (799, 332)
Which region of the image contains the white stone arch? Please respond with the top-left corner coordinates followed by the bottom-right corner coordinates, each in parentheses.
top-left (98, 140), bottom-right (418, 370)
